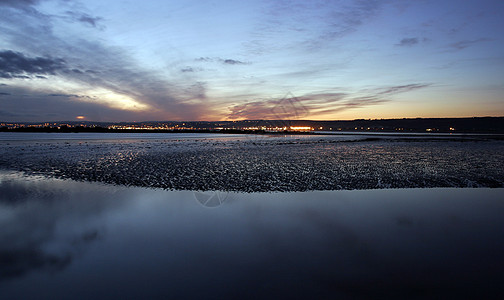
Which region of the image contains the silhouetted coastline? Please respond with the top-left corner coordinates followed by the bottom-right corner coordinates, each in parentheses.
top-left (2, 116), bottom-right (504, 134)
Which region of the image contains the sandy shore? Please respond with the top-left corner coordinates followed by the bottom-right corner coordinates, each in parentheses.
top-left (1, 132), bottom-right (503, 192)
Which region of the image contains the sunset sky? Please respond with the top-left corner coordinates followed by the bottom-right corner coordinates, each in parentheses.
top-left (1, 0), bottom-right (503, 122)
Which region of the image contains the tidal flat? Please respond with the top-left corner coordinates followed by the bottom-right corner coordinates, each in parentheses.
top-left (0, 132), bottom-right (503, 191)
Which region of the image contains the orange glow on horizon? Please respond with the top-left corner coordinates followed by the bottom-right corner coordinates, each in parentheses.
top-left (76, 116), bottom-right (85, 120)
top-left (290, 126), bottom-right (313, 131)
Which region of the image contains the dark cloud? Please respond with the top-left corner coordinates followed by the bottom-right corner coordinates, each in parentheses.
top-left (0, 50), bottom-right (66, 79)
top-left (47, 93), bottom-right (81, 97)
top-left (195, 57), bottom-right (248, 65)
top-left (195, 57), bottom-right (212, 62)
top-left (181, 67), bottom-right (194, 72)
top-left (0, 92), bottom-right (11, 95)
top-left (376, 84), bottom-right (431, 95)
top-left (64, 11), bottom-right (104, 29)
top-left (0, 0), bottom-right (40, 8)
top-left (0, 3), bottom-right (211, 121)
top-left (449, 38), bottom-right (492, 50)
top-left (397, 37), bottom-right (419, 46)
top-left (0, 87), bottom-right (194, 122)
top-left (1, 0), bottom-right (104, 31)
top-left (222, 59), bottom-right (246, 65)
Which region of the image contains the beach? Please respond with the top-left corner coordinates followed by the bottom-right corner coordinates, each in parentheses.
top-left (1, 132), bottom-right (503, 191)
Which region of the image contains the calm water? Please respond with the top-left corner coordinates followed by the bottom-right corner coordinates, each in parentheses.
top-left (1, 170), bottom-right (503, 299)
top-left (1, 131), bottom-right (497, 141)
top-left (0, 131), bottom-right (371, 143)
top-left (0, 132), bottom-right (246, 141)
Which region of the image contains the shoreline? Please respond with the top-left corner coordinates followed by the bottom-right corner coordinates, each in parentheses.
top-left (2, 128), bottom-right (504, 138)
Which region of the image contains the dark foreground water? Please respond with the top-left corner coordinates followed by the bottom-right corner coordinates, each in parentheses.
top-left (1, 171), bottom-right (503, 299)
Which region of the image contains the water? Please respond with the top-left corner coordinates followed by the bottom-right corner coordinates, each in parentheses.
top-left (0, 131), bottom-right (371, 142)
top-left (1, 170), bottom-right (503, 299)
top-left (1, 131), bottom-right (498, 142)
top-left (1, 132), bottom-right (503, 298)
top-left (0, 132), bottom-right (245, 141)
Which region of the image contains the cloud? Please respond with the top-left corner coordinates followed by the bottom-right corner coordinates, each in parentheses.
top-left (297, 92), bottom-right (347, 103)
top-left (260, 0), bottom-right (384, 51)
top-left (0, 88), bottom-right (122, 121)
top-left (64, 11), bottom-right (104, 29)
top-left (0, 3), bottom-right (211, 121)
top-left (195, 57), bottom-right (248, 65)
top-left (195, 57), bottom-right (212, 62)
top-left (325, 0), bottom-right (382, 38)
top-left (227, 92), bottom-right (340, 120)
top-left (375, 84), bottom-right (431, 95)
top-left (0, 0), bottom-right (40, 8)
top-left (0, 50), bottom-right (66, 78)
top-left (222, 59), bottom-right (246, 65)
top-left (227, 84), bottom-right (431, 120)
top-left (0, 86), bottom-right (204, 122)
top-left (47, 93), bottom-right (82, 97)
top-left (1, 0), bottom-right (104, 28)
top-left (449, 38), bottom-right (492, 50)
top-left (397, 37), bottom-right (418, 47)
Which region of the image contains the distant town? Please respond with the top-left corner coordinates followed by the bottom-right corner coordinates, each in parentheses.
top-left (1, 117), bottom-right (503, 134)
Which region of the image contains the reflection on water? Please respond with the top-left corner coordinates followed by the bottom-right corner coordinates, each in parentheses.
top-left (1, 170), bottom-right (503, 299)
top-left (0, 132), bottom-right (248, 141)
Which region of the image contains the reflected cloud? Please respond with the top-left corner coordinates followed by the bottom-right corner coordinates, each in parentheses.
top-left (0, 172), bottom-right (123, 281)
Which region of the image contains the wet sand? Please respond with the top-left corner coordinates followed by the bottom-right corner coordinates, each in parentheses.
top-left (0, 132), bottom-right (503, 192)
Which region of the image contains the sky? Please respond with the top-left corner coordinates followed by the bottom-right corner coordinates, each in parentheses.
top-left (0, 0), bottom-right (503, 122)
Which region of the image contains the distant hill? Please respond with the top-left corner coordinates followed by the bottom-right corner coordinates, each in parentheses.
top-left (1, 117), bottom-right (504, 133)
